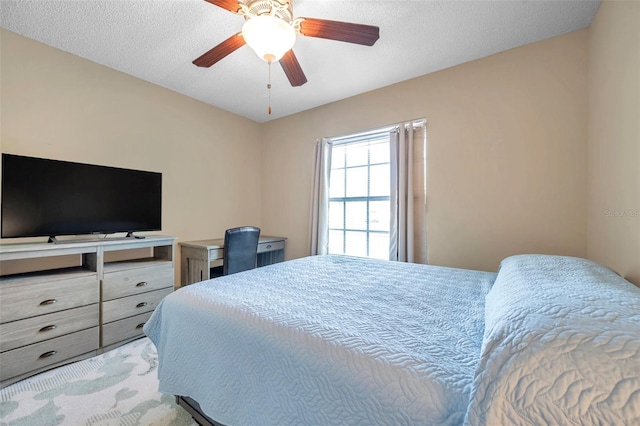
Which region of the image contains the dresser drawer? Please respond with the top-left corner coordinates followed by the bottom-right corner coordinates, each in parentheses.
top-left (0, 327), bottom-right (99, 382)
top-left (102, 311), bottom-right (153, 347)
top-left (0, 273), bottom-right (99, 324)
top-left (102, 263), bottom-right (174, 301)
top-left (0, 304), bottom-right (98, 352)
top-left (102, 287), bottom-right (172, 324)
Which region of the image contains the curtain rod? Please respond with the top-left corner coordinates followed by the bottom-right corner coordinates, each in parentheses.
top-left (327, 118), bottom-right (426, 145)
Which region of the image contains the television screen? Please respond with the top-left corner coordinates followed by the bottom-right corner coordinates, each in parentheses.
top-left (1, 154), bottom-right (162, 239)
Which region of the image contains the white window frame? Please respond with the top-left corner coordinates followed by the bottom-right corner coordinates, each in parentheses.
top-left (327, 127), bottom-right (395, 259)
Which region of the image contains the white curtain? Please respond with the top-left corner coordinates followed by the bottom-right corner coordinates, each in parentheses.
top-left (310, 138), bottom-right (332, 255)
top-left (389, 121), bottom-right (427, 263)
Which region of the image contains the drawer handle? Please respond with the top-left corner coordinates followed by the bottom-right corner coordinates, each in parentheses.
top-left (39, 350), bottom-right (57, 359)
top-left (136, 281), bottom-right (148, 287)
top-left (266, 244), bottom-right (272, 249)
top-left (39, 299), bottom-right (57, 306)
top-left (136, 323), bottom-right (145, 329)
top-left (39, 325), bottom-right (58, 333)
top-left (136, 302), bottom-right (148, 308)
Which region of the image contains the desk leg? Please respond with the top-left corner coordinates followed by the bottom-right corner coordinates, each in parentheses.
top-left (180, 252), bottom-right (188, 286)
top-left (182, 257), bottom-right (210, 285)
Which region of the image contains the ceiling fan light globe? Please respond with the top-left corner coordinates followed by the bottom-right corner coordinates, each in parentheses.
top-left (242, 15), bottom-right (296, 62)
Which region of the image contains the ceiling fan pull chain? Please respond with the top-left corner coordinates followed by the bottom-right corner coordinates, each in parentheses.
top-left (268, 61), bottom-right (272, 115)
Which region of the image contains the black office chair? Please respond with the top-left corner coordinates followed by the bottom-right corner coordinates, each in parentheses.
top-left (212, 226), bottom-right (261, 277)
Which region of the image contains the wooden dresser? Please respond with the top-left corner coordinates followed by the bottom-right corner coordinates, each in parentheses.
top-left (0, 236), bottom-right (176, 387)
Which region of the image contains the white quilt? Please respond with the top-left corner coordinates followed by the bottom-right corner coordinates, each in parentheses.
top-left (145, 255), bottom-right (496, 426)
top-left (465, 255), bottom-right (640, 425)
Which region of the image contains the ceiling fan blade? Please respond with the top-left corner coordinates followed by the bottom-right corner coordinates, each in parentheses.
top-left (298, 18), bottom-right (380, 46)
top-left (279, 50), bottom-right (307, 87)
top-left (204, 0), bottom-right (241, 13)
top-left (193, 33), bottom-right (246, 68)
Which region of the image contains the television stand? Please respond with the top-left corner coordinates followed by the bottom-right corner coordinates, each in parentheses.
top-left (0, 235), bottom-right (177, 387)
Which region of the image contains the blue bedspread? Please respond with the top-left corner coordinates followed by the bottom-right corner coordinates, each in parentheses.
top-left (145, 255), bottom-right (496, 425)
top-left (465, 255), bottom-right (640, 425)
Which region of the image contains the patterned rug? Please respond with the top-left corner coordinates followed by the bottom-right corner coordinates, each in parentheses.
top-left (0, 338), bottom-right (197, 426)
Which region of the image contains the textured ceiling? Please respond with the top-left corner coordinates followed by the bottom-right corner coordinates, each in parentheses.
top-left (0, 0), bottom-right (600, 123)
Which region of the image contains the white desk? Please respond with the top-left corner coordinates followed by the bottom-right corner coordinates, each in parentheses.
top-left (179, 236), bottom-right (286, 286)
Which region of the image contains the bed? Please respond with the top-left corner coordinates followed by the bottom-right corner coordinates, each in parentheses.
top-left (144, 254), bottom-right (640, 425)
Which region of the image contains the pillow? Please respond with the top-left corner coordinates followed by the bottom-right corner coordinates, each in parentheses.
top-left (465, 254), bottom-right (640, 425)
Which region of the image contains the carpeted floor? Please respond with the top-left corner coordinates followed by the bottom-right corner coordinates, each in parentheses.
top-left (0, 337), bottom-right (197, 426)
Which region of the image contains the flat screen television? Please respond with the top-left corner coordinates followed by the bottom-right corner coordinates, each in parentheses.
top-left (1, 154), bottom-right (162, 240)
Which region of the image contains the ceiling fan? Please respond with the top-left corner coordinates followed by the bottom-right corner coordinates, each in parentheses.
top-left (193, 0), bottom-right (380, 89)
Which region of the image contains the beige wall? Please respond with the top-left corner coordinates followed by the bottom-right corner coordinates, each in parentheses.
top-left (587, 0), bottom-right (640, 285)
top-left (262, 30), bottom-right (589, 272)
top-left (0, 29), bottom-right (263, 282)
top-left (6, 14), bottom-right (635, 280)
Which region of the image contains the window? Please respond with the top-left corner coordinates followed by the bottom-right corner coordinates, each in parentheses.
top-left (312, 120), bottom-right (427, 262)
top-left (327, 130), bottom-right (392, 260)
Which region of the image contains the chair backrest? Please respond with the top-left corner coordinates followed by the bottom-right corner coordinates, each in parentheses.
top-left (223, 226), bottom-right (261, 275)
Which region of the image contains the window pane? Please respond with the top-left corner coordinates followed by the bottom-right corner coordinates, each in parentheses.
top-left (344, 231), bottom-right (367, 257)
top-left (329, 201), bottom-right (344, 229)
top-left (328, 229), bottom-right (344, 254)
top-left (369, 233), bottom-right (389, 260)
top-left (345, 201), bottom-right (367, 230)
top-left (345, 166), bottom-right (368, 197)
top-left (332, 145), bottom-right (346, 169)
top-left (329, 168), bottom-right (345, 198)
top-left (369, 164), bottom-right (390, 197)
top-left (369, 140), bottom-right (389, 164)
top-left (369, 200), bottom-right (389, 231)
top-left (345, 143), bottom-right (369, 167)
